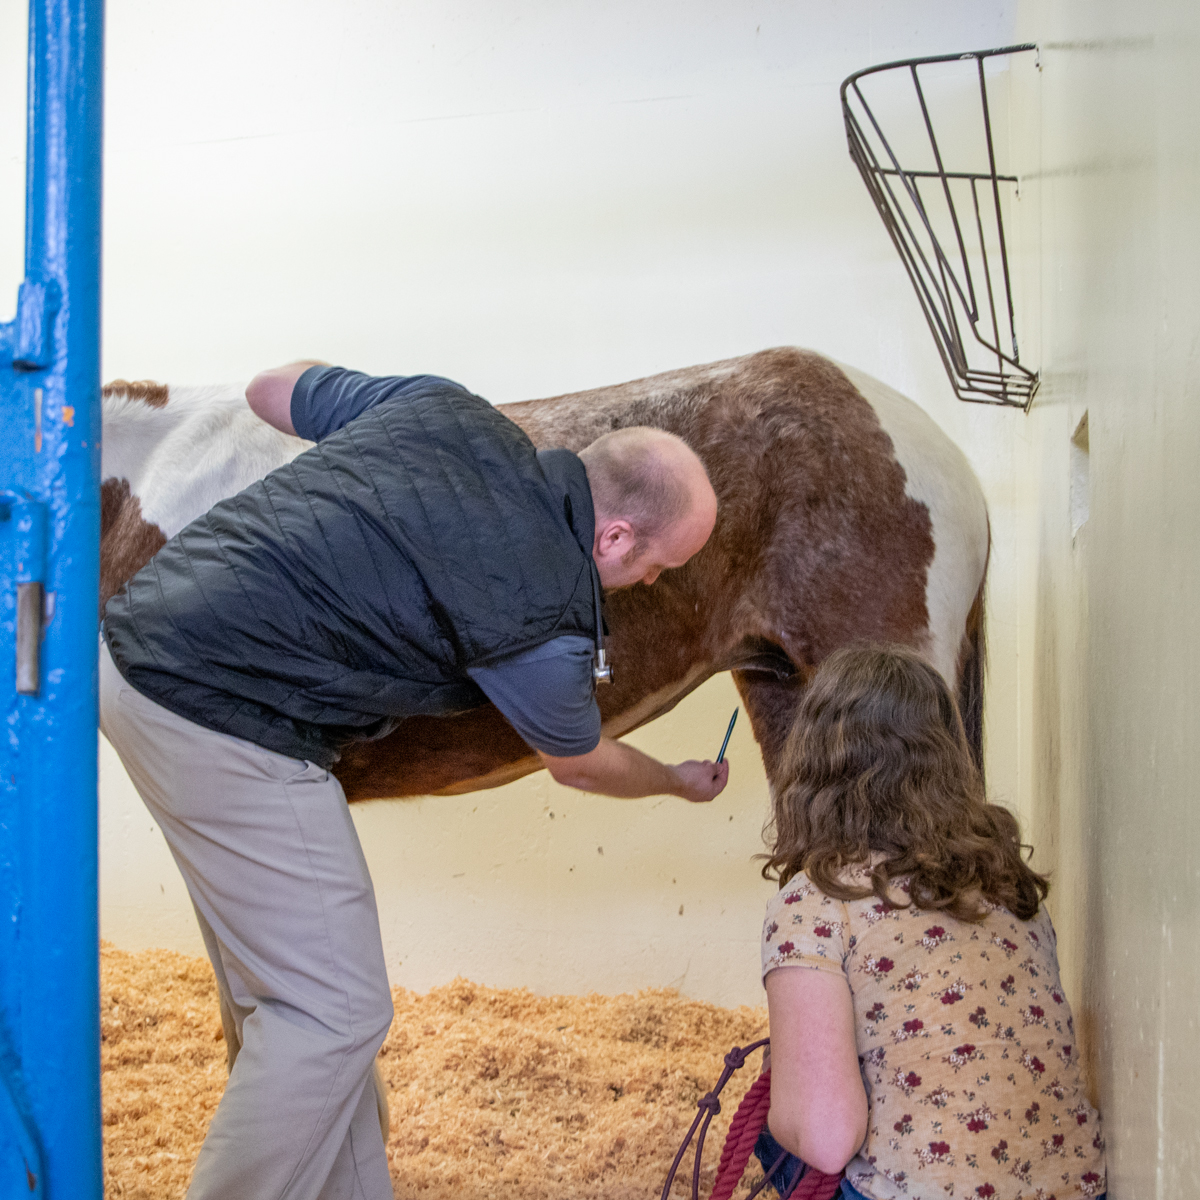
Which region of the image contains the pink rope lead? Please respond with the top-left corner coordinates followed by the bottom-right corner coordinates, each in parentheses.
top-left (658, 1042), bottom-right (846, 1200)
top-left (707, 1066), bottom-right (844, 1200)
top-left (708, 1069), bottom-right (773, 1200)
top-left (784, 1164), bottom-right (844, 1200)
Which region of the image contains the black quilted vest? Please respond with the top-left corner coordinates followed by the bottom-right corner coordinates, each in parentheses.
top-left (103, 381), bottom-right (600, 767)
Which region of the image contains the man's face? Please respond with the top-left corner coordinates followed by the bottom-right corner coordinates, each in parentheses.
top-left (594, 485), bottom-right (717, 590)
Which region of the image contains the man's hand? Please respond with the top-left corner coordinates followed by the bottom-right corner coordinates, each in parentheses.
top-left (538, 737), bottom-right (729, 802)
top-left (246, 360), bottom-right (329, 435)
top-left (670, 758), bottom-right (729, 804)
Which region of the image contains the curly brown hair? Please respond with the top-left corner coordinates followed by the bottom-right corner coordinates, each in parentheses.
top-left (761, 644), bottom-right (1048, 922)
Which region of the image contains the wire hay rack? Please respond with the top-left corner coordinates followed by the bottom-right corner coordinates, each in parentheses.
top-left (841, 44), bottom-right (1039, 409)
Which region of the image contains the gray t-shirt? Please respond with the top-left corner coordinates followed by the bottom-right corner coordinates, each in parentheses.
top-left (467, 634), bottom-right (601, 757)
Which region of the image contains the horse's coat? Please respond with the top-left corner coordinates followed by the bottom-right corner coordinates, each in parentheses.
top-left (100, 349), bottom-right (989, 799)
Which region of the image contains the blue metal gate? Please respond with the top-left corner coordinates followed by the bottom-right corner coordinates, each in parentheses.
top-left (0, 0), bottom-right (104, 1194)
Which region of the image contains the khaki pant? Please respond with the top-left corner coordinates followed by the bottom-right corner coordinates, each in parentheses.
top-left (100, 645), bottom-right (394, 1200)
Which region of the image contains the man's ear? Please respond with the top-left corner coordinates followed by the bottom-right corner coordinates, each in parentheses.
top-left (594, 518), bottom-right (636, 560)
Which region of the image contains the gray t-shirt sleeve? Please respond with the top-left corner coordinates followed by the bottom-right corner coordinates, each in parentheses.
top-left (290, 365), bottom-right (470, 441)
top-left (466, 635), bottom-right (601, 757)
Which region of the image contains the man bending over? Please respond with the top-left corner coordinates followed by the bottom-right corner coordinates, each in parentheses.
top-left (100, 361), bottom-right (728, 1200)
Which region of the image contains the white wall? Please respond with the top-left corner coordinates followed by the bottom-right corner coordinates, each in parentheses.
top-left (1011, 2), bottom-right (1200, 1193)
top-left (3, 0), bottom-right (1037, 1008)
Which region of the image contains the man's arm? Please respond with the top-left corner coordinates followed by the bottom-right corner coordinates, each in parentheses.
top-left (469, 637), bottom-right (726, 804)
top-left (245, 360), bottom-right (329, 435)
top-left (538, 737), bottom-right (728, 803)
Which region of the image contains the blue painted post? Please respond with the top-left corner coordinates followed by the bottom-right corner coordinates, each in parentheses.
top-left (0, 0), bottom-right (104, 1195)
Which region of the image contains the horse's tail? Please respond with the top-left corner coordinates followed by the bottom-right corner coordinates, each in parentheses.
top-left (957, 545), bottom-right (989, 784)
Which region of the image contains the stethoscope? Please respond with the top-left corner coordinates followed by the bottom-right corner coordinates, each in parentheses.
top-left (590, 562), bottom-right (612, 686)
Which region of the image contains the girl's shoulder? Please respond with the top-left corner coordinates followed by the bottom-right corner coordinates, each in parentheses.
top-left (972, 898), bottom-right (1060, 965)
top-left (846, 888), bottom-right (1057, 969)
top-left (762, 871), bottom-right (854, 978)
top-left (768, 871), bottom-right (838, 916)
top-left (767, 864), bottom-right (905, 917)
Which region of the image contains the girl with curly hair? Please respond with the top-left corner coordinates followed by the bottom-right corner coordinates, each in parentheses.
top-left (756, 645), bottom-right (1105, 1200)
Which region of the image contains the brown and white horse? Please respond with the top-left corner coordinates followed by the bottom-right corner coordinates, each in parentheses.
top-left (100, 347), bottom-right (989, 800)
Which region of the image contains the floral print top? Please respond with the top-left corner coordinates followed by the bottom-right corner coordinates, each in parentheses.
top-left (761, 872), bottom-right (1106, 1200)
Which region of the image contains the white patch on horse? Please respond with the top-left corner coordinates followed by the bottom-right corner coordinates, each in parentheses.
top-left (101, 384), bottom-right (311, 539)
top-left (836, 362), bottom-right (989, 687)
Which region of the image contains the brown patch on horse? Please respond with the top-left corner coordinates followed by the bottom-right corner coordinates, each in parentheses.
top-left (103, 379), bottom-right (169, 407)
top-left (336, 348), bottom-right (937, 801)
top-left (100, 478), bottom-right (167, 616)
top-left (336, 707), bottom-right (539, 799)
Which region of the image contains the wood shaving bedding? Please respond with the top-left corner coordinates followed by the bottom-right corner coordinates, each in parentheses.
top-left (101, 944), bottom-right (771, 1199)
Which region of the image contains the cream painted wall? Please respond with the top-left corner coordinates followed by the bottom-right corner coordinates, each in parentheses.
top-left (1, 1), bottom-right (1048, 1009)
top-left (1009, 2), bottom-right (1200, 1194)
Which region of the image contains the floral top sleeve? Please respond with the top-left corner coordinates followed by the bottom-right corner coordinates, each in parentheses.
top-left (761, 872), bottom-right (1106, 1200)
top-left (762, 876), bottom-right (854, 979)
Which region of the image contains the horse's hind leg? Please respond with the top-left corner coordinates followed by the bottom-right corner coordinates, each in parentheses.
top-left (956, 569), bottom-right (988, 780)
top-left (731, 669), bottom-right (809, 794)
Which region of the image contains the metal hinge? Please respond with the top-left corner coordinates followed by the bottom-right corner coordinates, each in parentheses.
top-left (0, 278), bottom-right (61, 372)
top-left (0, 492), bottom-right (48, 696)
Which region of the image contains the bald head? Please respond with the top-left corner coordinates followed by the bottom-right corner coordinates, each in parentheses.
top-left (580, 427), bottom-right (717, 589)
top-left (579, 427), bottom-right (706, 540)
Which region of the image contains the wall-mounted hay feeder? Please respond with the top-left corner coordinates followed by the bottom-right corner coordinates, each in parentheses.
top-left (841, 44), bottom-right (1039, 409)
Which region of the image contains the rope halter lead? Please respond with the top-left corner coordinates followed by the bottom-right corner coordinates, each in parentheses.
top-left (659, 1039), bottom-right (844, 1200)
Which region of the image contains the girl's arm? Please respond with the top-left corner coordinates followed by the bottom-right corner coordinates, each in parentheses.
top-left (765, 966), bottom-right (868, 1175)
